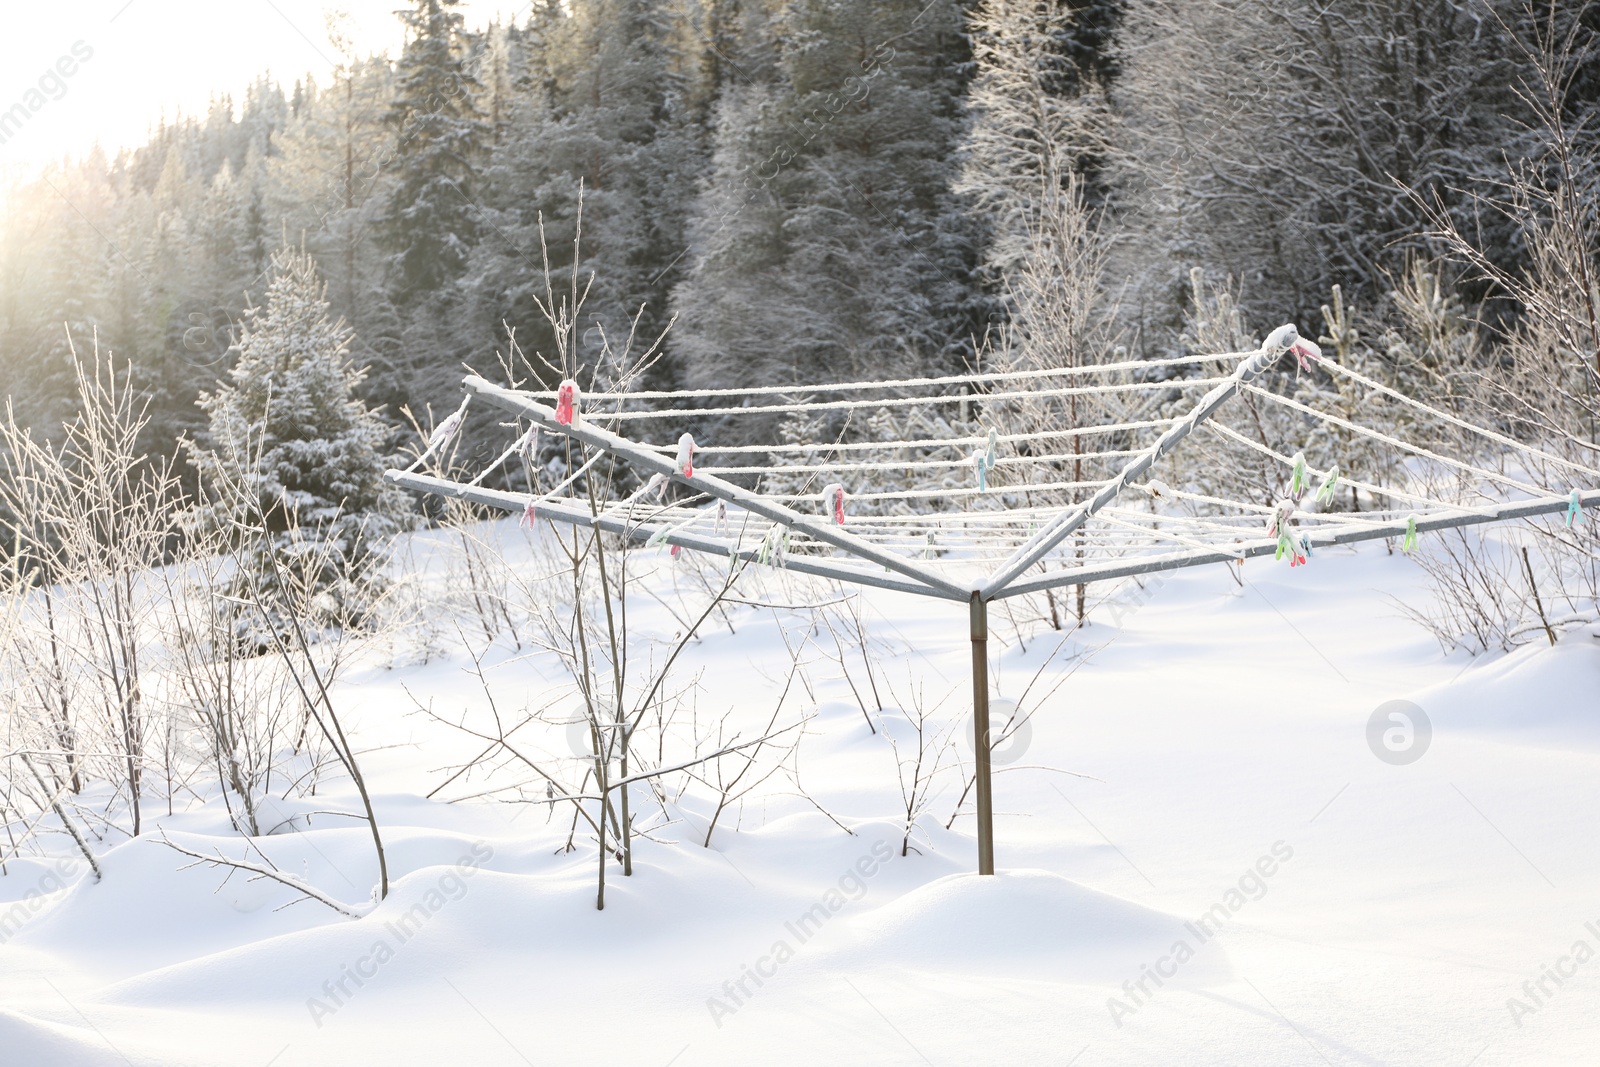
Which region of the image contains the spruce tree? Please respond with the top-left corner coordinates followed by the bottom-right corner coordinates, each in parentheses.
top-left (671, 0), bottom-right (978, 395)
top-left (383, 0), bottom-right (487, 297)
top-left (468, 0), bottom-right (702, 391)
top-left (189, 247), bottom-right (412, 629)
top-left (269, 57), bottom-right (401, 391)
top-left (1114, 0), bottom-right (1526, 332)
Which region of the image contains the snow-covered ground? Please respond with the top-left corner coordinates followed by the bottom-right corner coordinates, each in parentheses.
top-left (2, 527), bottom-right (1597, 1066)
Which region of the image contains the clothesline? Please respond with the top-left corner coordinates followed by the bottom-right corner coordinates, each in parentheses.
top-left (1319, 359), bottom-right (1600, 479)
top-left (531, 351), bottom-right (1236, 403)
top-left (390, 329), bottom-right (1596, 603)
top-left (629, 418), bottom-right (1181, 454)
top-left (568, 376), bottom-right (1229, 422)
top-left (1241, 384), bottom-right (1551, 499)
top-left (390, 329), bottom-right (1599, 890)
top-left (699, 448), bottom-right (1145, 478)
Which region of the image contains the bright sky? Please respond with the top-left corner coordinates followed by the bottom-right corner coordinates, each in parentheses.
top-left (0, 1), bottom-right (521, 181)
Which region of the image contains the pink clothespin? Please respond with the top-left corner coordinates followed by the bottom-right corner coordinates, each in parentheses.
top-left (822, 483), bottom-right (846, 525)
top-left (555, 379), bottom-right (579, 426)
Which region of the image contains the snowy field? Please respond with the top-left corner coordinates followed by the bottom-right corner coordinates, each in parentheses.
top-left (1, 522), bottom-right (1597, 1067)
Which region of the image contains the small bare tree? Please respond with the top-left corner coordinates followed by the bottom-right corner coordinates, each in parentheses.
top-left (958, 0), bottom-right (1128, 629)
top-left (419, 198), bottom-right (806, 908)
top-left (878, 671), bottom-right (958, 858)
top-left (0, 342), bottom-right (180, 838)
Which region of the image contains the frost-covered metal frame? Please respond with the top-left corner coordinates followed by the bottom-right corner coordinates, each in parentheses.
top-left (388, 334), bottom-right (1597, 876)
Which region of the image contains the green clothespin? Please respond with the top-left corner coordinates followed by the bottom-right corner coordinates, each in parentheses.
top-left (1290, 452), bottom-right (1308, 497)
top-left (759, 527), bottom-right (788, 568)
top-left (1316, 464), bottom-right (1340, 505)
top-left (1402, 514), bottom-right (1418, 553)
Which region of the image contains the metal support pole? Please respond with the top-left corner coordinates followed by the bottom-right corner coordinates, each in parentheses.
top-left (970, 592), bottom-right (995, 876)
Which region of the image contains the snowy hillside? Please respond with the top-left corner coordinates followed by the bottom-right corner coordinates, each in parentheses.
top-left (1, 522), bottom-right (1595, 1067)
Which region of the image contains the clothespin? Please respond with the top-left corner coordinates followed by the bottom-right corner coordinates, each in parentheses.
top-left (822, 483), bottom-right (846, 525)
top-left (675, 433), bottom-right (696, 478)
top-left (972, 428), bottom-right (998, 491)
top-left (520, 498), bottom-right (538, 528)
top-left (1267, 498), bottom-right (1295, 539)
top-left (555, 379), bottom-right (580, 426)
top-left (1566, 489), bottom-right (1582, 528)
top-left (1267, 499), bottom-right (1305, 566)
top-left (1402, 514), bottom-right (1419, 553)
top-left (1290, 452), bottom-right (1308, 498)
top-left (758, 526), bottom-right (787, 568)
top-left (1263, 324), bottom-right (1322, 371)
top-left (1273, 531), bottom-right (1306, 567)
top-left (429, 400), bottom-right (468, 448)
top-left (1316, 464), bottom-right (1339, 505)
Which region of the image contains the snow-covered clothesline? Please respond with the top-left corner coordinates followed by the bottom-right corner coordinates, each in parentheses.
top-left (386, 323), bottom-right (1596, 882)
top-left (542, 350), bottom-right (1233, 403)
top-left (388, 324), bottom-right (1594, 602)
top-left (551, 375), bottom-right (1231, 423)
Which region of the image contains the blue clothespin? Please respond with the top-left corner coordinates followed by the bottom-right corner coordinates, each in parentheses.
top-left (973, 428), bottom-right (998, 491)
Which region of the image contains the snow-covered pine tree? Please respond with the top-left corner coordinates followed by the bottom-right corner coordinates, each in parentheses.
top-left (1, 158), bottom-right (114, 433)
top-left (671, 0), bottom-right (976, 402)
top-left (383, 0), bottom-right (487, 298)
top-left (1112, 0), bottom-right (1526, 337)
top-left (467, 0), bottom-right (702, 394)
top-left (958, 0), bottom-right (1111, 282)
top-left (369, 0), bottom-right (489, 423)
top-left (188, 247), bottom-right (413, 630)
top-left (269, 57), bottom-right (398, 337)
